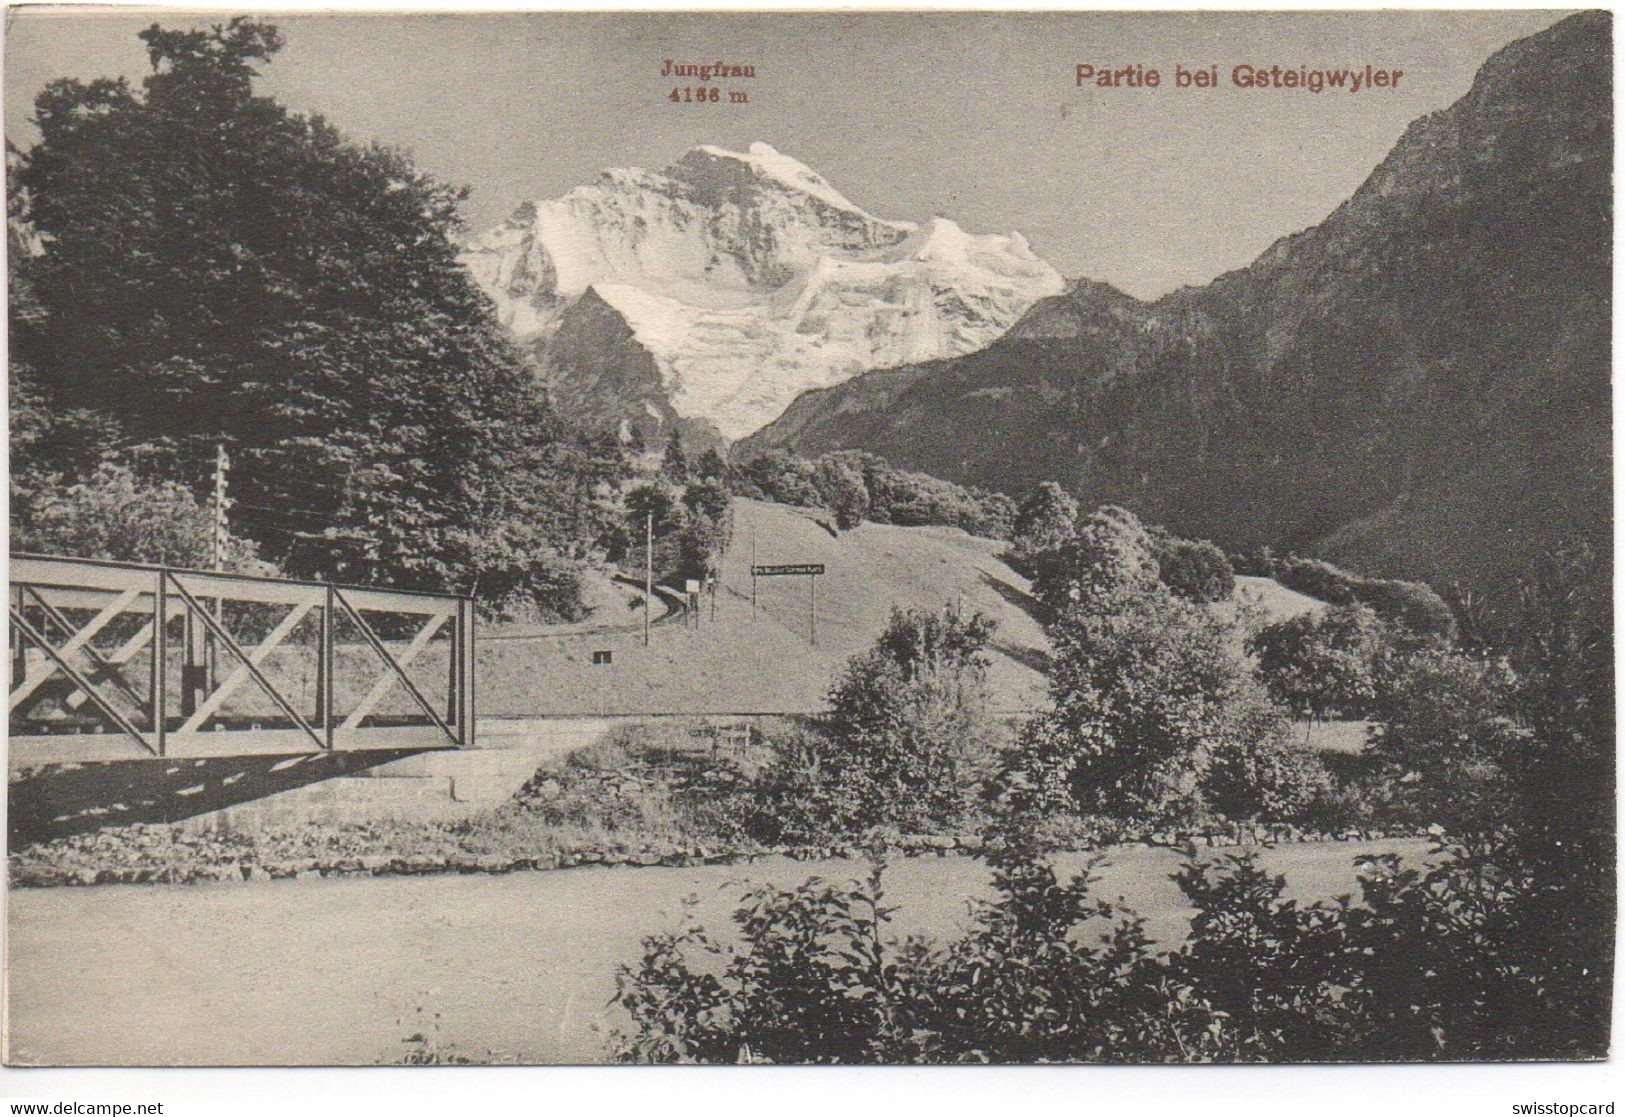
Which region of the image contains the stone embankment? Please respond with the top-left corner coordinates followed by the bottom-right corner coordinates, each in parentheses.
top-left (9, 819), bottom-right (1431, 889)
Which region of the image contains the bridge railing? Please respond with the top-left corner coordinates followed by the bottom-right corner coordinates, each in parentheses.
top-left (9, 553), bottom-right (475, 760)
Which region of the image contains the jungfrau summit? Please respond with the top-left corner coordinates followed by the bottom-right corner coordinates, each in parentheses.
top-left (461, 142), bottom-right (1064, 443)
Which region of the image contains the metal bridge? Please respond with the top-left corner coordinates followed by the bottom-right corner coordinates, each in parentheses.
top-left (9, 554), bottom-right (474, 766)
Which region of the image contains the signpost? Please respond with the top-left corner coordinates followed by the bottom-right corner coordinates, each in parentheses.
top-left (751, 563), bottom-right (826, 645)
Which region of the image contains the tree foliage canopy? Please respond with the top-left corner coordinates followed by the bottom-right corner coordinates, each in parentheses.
top-left (813, 607), bottom-right (998, 832)
top-left (1017, 505), bottom-right (1327, 823)
top-left (11, 18), bottom-right (620, 616)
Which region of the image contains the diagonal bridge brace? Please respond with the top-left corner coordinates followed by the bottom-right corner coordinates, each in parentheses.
top-left (176, 598), bottom-right (317, 734)
top-left (9, 586), bottom-right (144, 713)
top-left (163, 574), bottom-right (326, 751)
top-left (9, 606), bottom-right (156, 754)
top-left (10, 555), bottom-right (473, 759)
top-left (331, 588), bottom-right (458, 745)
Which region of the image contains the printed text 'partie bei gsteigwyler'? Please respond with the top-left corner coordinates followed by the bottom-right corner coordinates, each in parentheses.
top-left (1077, 63), bottom-right (1404, 92)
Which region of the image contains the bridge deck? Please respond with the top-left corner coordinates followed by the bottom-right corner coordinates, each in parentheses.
top-left (9, 726), bottom-right (456, 769)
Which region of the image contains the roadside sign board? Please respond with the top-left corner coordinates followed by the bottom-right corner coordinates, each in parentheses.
top-left (752, 563), bottom-right (825, 576)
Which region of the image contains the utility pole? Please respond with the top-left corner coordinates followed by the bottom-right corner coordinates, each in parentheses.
top-left (644, 511), bottom-right (653, 647)
top-left (210, 442), bottom-right (230, 571)
top-left (750, 531), bottom-right (758, 621)
top-left (809, 571), bottom-right (817, 646)
top-left (191, 441), bottom-right (231, 711)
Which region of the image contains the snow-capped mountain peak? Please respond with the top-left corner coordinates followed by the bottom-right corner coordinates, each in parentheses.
top-left (687, 142), bottom-right (888, 223)
top-left (461, 144), bottom-right (1063, 440)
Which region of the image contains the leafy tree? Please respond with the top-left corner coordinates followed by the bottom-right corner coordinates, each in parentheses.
top-left (1273, 558), bottom-right (1456, 641)
top-left (807, 607), bottom-right (997, 832)
top-left (863, 461), bottom-right (1013, 537)
top-left (734, 451), bottom-right (823, 508)
top-left (730, 449), bottom-right (1012, 538)
top-left (612, 856), bottom-right (910, 1065)
top-left (8, 364), bottom-right (123, 539)
top-left (1016, 505), bottom-right (1326, 823)
top-left (1249, 604), bottom-right (1385, 727)
top-left (692, 447), bottom-right (729, 482)
top-left (1018, 576), bottom-right (1324, 824)
top-left (16, 462), bottom-right (264, 571)
top-left (12, 18), bottom-right (617, 616)
top-left (1356, 578), bottom-right (1457, 643)
top-left (661, 430), bottom-right (689, 482)
top-left (1010, 481), bottom-right (1079, 562)
top-left (616, 479), bottom-right (733, 585)
top-left (624, 483), bottom-right (681, 536)
top-left (612, 825), bottom-right (1607, 1063)
top-left (682, 477), bottom-right (731, 526)
top-left (679, 478), bottom-right (734, 579)
top-left (1365, 646), bottom-right (1522, 827)
top-left (1150, 530), bottom-right (1235, 603)
top-left (1027, 504), bottom-right (1160, 613)
top-left (1497, 542), bottom-right (1614, 1046)
top-left (1271, 557), bottom-right (1359, 603)
top-left (813, 456), bottom-right (869, 530)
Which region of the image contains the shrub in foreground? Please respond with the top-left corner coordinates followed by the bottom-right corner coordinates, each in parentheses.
top-left (610, 827), bottom-right (1604, 1064)
top-left (794, 607), bottom-right (999, 835)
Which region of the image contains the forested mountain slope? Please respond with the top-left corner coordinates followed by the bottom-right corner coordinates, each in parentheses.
top-left (745, 12), bottom-right (1612, 603)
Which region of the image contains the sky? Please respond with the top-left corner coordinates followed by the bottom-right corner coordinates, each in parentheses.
top-left (5, 8), bottom-right (1572, 299)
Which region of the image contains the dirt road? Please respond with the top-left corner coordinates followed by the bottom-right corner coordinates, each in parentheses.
top-left (6, 839), bottom-right (1423, 1066)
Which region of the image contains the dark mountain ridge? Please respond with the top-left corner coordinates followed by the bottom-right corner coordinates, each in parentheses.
top-left (742, 11), bottom-right (1612, 603)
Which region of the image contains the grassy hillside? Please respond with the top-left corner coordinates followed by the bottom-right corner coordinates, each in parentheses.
top-left (472, 501), bottom-right (1329, 719)
top-left (475, 498), bottom-right (1052, 716)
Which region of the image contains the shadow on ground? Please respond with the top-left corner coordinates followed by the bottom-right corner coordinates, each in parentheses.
top-left (9, 749), bottom-right (428, 847)
top-left (993, 640), bottom-right (1051, 675)
top-left (978, 568), bottom-right (1043, 620)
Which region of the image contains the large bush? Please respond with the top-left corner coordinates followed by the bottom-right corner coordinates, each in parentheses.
top-left (611, 829), bottom-right (1601, 1063)
top-left (802, 607), bottom-right (999, 833)
top-left (1150, 529), bottom-right (1236, 603)
top-left (1017, 505), bottom-right (1327, 824)
top-left (1026, 505), bottom-right (1160, 612)
top-left (732, 451), bottom-right (823, 508)
top-left (812, 456), bottom-right (869, 531)
top-left (446, 515), bottom-right (582, 623)
top-left (1356, 577), bottom-right (1458, 642)
top-left (1009, 481), bottom-right (1079, 563)
top-left (1366, 647), bottom-right (1523, 830)
top-left (1273, 558), bottom-right (1455, 641)
top-left (17, 462), bottom-right (265, 572)
top-left (615, 479), bottom-right (732, 586)
top-left (1272, 557), bottom-right (1359, 603)
top-left (1018, 577), bottom-right (1326, 824)
top-left (1249, 603), bottom-right (1386, 725)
